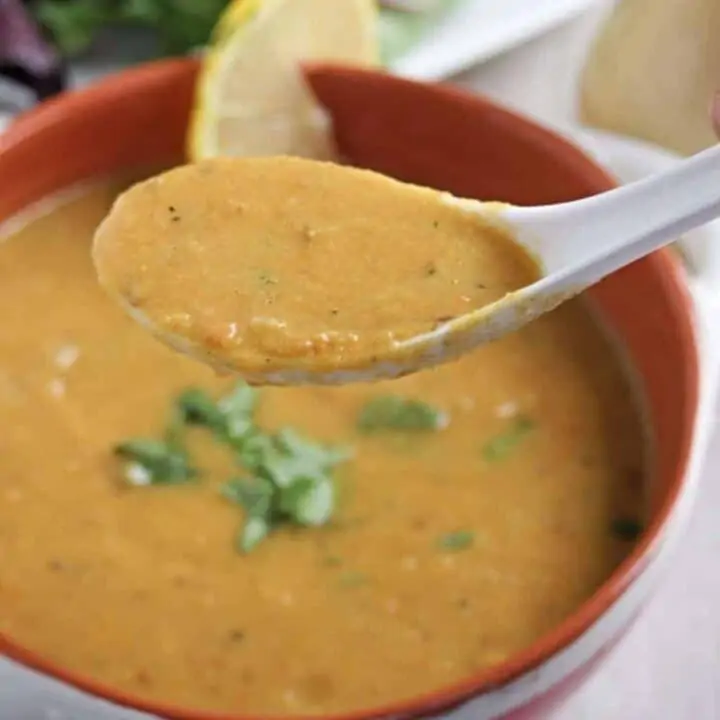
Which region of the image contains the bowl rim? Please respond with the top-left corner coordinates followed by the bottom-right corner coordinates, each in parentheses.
top-left (0, 57), bottom-right (701, 720)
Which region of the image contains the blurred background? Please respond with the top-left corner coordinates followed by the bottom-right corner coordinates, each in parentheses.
top-left (2, 0), bottom-right (717, 157)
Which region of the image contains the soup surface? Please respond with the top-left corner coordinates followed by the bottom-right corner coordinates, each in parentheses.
top-left (0, 178), bottom-right (644, 715)
top-left (92, 157), bottom-right (539, 375)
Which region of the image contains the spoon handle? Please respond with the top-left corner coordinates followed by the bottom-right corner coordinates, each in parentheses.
top-left (510, 143), bottom-right (720, 284)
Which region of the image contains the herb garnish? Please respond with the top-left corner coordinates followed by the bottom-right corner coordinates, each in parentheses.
top-left (357, 396), bottom-right (448, 433)
top-left (221, 427), bottom-right (349, 553)
top-left (436, 530), bottom-right (474, 552)
top-left (177, 388), bottom-right (227, 435)
top-left (114, 438), bottom-right (196, 486)
top-left (610, 517), bottom-right (644, 542)
top-left (177, 383), bottom-right (257, 444)
top-left (482, 415), bottom-right (535, 462)
top-left (114, 382), bottom-right (349, 553)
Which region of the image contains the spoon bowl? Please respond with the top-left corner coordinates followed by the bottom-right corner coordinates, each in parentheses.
top-left (95, 140), bottom-right (720, 386)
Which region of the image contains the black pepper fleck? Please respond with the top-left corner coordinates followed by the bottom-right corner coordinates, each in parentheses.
top-left (411, 517), bottom-right (428, 531)
top-left (610, 517), bottom-right (643, 542)
top-left (135, 670), bottom-right (152, 686)
top-left (228, 629), bottom-right (246, 643)
top-left (436, 315), bottom-right (454, 323)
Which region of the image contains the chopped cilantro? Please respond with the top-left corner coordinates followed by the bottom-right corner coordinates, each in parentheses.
top-left (176, 383), bottom-right (257, 444)
top-left (437, 530), bottom-right (475, 552)
top-left (221, 477), bottom-right (275, 519)
top-left (357, 396), bottom-right (448, 433)
top-left (482, 415), bottom-right (535, 462)
top-left (611, 517), bottom-right (643, 542)
top-left (114, 381), bottom-right (349, 553)
top-left (176, 388), bottom-right (226, 434)
top-left (114, 438), bottom-right (196, 486)
top-left (237, 516), bottom-right (270, 553)
top-left (278, 475), bottom-right (335, 526)
top-left (222, 427), bottom-right (348, 550)
top-left (218, 383), bottom-right (258, 442)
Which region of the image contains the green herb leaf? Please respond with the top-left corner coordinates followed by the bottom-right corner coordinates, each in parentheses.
top-left (32, 0), bottom-right (460, 63)
top-left (237, 516), bottom-right (270, 554)
top-left (224, 426), bottom-right (348, 551)
top-left (219, 383), bottom-right (258, 442)
top-left (278, 475), bottom-right (335, 526)
top-left (34, 0), bottom-right (118, 56)
top-left (177, 388), bottom-right (227, 434)
top-left (236, 432), bottom-right (275, 472)
top-left (275, 428), bottom-right (350, 466)
top-left (238, 428), bottom-right (347, 487)
top-left (120, 0), bottom-right (164, 23)
top-left (176, 383), bottom-right (257, 444)
top-left (482, 415), bottom-right (535, 462)
top-left (437, 530), bottom-right (475, 552)
top-left (221, 477), bottom-right (275, 518)
top-left (611, 517), bottom-right (643, 542)
top-left (357, 396), bottom-right (448, 433)
top-left (114, 438), bottom-right (196, 486)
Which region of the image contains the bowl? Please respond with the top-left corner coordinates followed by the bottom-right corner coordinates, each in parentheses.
top-left (0, 59), bottom-right (708, 720)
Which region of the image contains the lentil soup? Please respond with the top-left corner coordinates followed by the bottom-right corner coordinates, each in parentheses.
top-left (0, 177), bottom-right (645, 715)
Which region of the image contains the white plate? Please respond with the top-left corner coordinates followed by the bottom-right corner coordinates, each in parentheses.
top-left (394, 0), bottom-right (601, 80)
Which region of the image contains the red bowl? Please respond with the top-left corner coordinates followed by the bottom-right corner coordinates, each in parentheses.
top-left (0, 59), bottom-right (699, 720)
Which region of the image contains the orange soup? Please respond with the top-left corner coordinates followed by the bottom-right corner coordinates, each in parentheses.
top-left (0, 177), bottom-right (644, 715)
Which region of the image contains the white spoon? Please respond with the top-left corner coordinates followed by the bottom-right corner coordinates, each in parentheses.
top-left (428, 141), bottom-right (720, 361)
top-left (96, 146), bottom-right (720, 386)
top-left (305, 141), bottom-right (720, 385)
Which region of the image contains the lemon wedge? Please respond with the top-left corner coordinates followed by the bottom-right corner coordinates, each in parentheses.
top-left (188, 0), bottom-right (379, 161)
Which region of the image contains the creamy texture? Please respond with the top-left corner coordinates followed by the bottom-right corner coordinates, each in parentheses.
top-left (0, 180), bottom-right (644, 715)
top-left (92, 156), bottom-right (539, 375)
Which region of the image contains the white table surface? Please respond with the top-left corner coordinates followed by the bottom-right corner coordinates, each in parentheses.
top-left (452, 4), bottom-right (720, 719)
top-left (2, 4), bottom-right (720, 719)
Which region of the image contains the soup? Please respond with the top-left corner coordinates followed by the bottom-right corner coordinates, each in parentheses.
top-left (92, 157), bottom-right (538, 375)
top-left (0, 178), bottom-right (645, 715)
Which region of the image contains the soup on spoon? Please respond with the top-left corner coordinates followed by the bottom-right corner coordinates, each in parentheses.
top-left (92, 156), bottom-right (539, 384)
